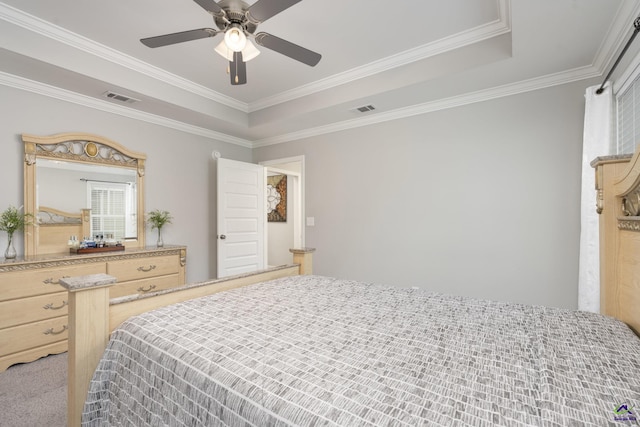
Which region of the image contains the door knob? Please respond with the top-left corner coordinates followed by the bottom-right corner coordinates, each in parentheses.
top-left (219, 234), bottom-right (226, 240)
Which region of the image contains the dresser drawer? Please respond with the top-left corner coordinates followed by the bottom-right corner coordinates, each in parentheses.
top-left (0, 316), bottom-right (68, 356)
top-left (107, 255), bottom-right (180, 282)
top-left (109, 274), bottom-right (183, 299)
top-left (0, 292), bottom-right (68, 329)
top-left (0, 263), bottom-right (106, 301)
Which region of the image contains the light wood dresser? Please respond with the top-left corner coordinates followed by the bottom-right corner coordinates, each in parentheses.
top-left (0, 245), bottom-right (186, 372)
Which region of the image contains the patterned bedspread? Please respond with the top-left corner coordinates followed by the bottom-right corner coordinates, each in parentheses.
top-left (83, 275), bottom-right (640, 426)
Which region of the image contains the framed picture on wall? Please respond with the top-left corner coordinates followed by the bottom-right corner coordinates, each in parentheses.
top-left (267, 174), bottom-right (287, 222)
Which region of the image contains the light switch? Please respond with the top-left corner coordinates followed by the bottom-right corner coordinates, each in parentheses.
top-left (306, 217), bottom-right (315, 227)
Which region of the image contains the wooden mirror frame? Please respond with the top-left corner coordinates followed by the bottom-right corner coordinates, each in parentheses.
top-left (22, 132), bottom-right (146, 257)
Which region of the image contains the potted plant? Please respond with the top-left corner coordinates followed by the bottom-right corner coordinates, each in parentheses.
top-left (147, 209), bottom-right (172, 247)
top-left (0, 205), bottom-right (34, 259)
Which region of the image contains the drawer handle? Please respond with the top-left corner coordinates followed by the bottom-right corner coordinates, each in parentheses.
top-left (43, 300), bottom-right (68, 310)
top-left (43, 276), bottom-right (70, 285)
top-left (137, 265), bottom-right (157, 273)
top-left (43, 325), bottom-right (68, 336)
top-left (137, 284), bottom-right (156, 293)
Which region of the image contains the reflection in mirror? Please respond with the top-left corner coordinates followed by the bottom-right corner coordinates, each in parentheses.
top-left (22, 132), bottom-right (146, 257)
top-left (37, 159), bottom-right (138, 240)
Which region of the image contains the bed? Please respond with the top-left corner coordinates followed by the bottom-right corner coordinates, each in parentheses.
top-left (83, 275), bottom-right (640, 426)
top-left (60, 142), bottom-right (640, 426)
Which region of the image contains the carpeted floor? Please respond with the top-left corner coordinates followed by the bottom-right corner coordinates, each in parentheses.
top-left (0, 352), bottom-right (66, 427)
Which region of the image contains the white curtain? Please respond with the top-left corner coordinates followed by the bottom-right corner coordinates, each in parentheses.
top-left (578, 83), bottom-right (612, 312)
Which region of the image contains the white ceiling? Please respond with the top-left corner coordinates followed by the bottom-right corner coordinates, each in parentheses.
top-left (0, 0), bottom-right (636, 147)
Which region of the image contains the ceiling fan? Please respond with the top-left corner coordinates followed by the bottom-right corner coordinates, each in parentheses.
top-left (140, 0), bottom-right (322, 85)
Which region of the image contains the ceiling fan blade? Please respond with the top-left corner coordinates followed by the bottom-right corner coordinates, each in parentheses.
top-left (247, 0), bottom-right (302, 24)
top-left (230, 51), bottom-right (247, 85)
top-left (254, 32), bottom-right (321, 66)
top-left (193, 0), bottom-right (225, 16)
top-left (141, 28), bottom-right (219, 48)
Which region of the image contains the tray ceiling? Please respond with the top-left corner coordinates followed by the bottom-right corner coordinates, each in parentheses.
top-left (0, 0), bottom-right (635, 146)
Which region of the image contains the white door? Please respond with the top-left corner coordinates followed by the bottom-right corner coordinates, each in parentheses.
top-left (217, 158), bottom-right (265, 278)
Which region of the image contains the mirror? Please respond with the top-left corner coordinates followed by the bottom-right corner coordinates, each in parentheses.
top-left (22, 133), bottom-right (146, 256)
top-left (38, 159), bottom-right (138, 237)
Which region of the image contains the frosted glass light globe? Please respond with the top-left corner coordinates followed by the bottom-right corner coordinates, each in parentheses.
top-left (224, 26), bottom-right (247, 52)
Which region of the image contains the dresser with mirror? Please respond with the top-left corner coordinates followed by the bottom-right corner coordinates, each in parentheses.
top-left (0, 132), bottom-right (186, 371)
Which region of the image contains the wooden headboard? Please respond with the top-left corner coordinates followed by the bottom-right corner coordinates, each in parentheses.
top-left (37, 206), bottom-right (90, 255)
top-left (593, 149), bottom-right (640, 334)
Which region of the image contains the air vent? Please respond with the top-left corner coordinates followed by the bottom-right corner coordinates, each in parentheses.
top-left (351, 104), bottom-right (376, 113)
top-left (103, 91), bottom-right (140, 104)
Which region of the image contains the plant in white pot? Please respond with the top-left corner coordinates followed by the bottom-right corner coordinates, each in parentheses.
top-left (0, 205), bottom-right (33, 259)
top-left (147, 209), bottom-right (172, 247)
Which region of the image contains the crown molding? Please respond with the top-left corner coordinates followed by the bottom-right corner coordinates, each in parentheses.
top-left (251, 64), bottom-right (601, 148)
top-left (0, 62), bottom-right (600, 151)
top-left (252, 0), bottom-right (638, 148)
top-left (593, 0), bottom-right (640, 74)
top-left (0, 62), bottom-right (603, 151)
top-left (0, 1), bottom-right (511, 114)
top-left (249, 0), bottom-right (512, 112)
top-left (0, 2), bottom-right (248, 113)
top-left (0, 71), bottom-right (252, 148)
top-left (2, 0), bottom-right (633, 150)
top-left (607, 1), bottom-right (640, 95)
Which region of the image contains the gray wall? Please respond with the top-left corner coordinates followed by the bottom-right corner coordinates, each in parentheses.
top-left (0, 84), bottom-right (252, 283)
top-left (255, 80), bottom-right (594, 309)
top-left (1, 78), bottom-right (594, 308)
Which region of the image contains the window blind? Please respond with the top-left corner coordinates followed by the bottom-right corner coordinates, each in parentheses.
top-left (87, 182), bottom-right (127, 240)
top-left (617, 72), bottom-right (640, 154)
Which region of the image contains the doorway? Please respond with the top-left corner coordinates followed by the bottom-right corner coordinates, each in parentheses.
top-left (261, 156), bottom-right (305, 267)
top-left (215, 156), bottom-right (305, 277)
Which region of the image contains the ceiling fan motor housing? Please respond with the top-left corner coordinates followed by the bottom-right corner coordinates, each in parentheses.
top-left (214, 0), bottom-right (257, 34)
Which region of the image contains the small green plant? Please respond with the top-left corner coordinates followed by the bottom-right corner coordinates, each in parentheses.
top-left (147, 209), bottom-right (172, 230)
top-left (0, 205), bottom-right (33, 235)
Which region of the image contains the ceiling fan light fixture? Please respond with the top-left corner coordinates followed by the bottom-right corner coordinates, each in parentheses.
top-left (215, 39), bottom-right (260, 62)
top-left (142, 0), bottom-right (322, 86)
top-left (224, 24), bottom-right (247, 52)
top-left (215, 40), bottom-right (233, 61)
top-left (241, 40), bottom-right (261, 62)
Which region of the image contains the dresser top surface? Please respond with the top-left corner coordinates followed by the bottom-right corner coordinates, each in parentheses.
top-left (0, 245), bottom-right (186, 271)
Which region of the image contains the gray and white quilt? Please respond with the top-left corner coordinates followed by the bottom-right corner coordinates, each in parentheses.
top-left (83, 275), bottom-right (640, 426)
